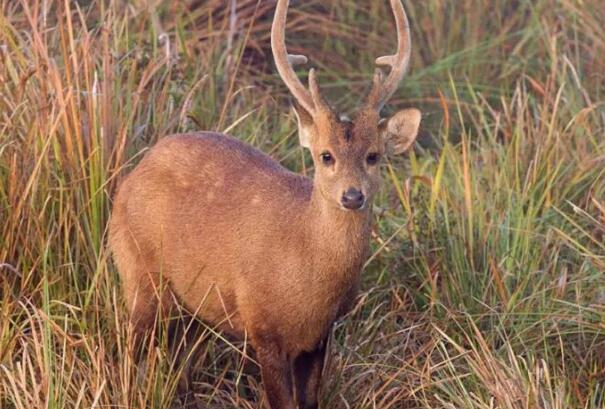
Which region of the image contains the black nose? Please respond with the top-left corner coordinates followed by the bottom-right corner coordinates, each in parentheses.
top-left (341, 187), bottom-right (365, 210)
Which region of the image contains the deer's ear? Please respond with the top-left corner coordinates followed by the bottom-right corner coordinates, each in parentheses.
top-left (380, 108), bottom-right (421, 155)
top-left (292, 104), bottom-right (314, 149)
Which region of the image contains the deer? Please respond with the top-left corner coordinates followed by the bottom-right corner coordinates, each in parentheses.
top-left (108, 0), bottom-right (420, 408)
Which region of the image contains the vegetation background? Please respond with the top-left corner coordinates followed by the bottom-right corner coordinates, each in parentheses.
top-left (1, 0), bottom-right (604, 407)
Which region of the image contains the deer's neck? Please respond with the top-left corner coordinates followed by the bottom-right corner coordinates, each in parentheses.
top-left (305, 188), bottom-right (372, 271)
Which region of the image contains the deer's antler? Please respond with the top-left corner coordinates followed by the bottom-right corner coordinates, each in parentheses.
top-left (272, 0), bottom-right (329, 117)
top-left (365, 0), bottom-right (411, 111)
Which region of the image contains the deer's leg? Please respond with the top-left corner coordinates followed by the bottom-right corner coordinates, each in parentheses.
top-left (124, 279), bottom-right (157, 334)
top-left (293, 340), bottom-right (327, 409)
top-left (122, 266), bottom-right (175, 337)
top-left (254, 338), bottom-right (296, 409)
top-left (113, 231), bottom-right (173, 335)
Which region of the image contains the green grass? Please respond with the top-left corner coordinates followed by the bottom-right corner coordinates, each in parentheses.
top-left (1, 0), bottom-right (604, 407)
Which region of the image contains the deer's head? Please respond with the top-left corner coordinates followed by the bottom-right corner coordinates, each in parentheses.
top-left (272, 0), bottom-right (421, 211)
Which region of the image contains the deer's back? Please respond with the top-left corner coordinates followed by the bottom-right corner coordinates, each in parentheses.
top-left (114, 131), bottom-right (312, 239)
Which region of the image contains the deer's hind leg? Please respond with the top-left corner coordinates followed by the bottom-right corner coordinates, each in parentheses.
top-left (122, 267), bottom-right (175, 333)
top-left (111, 229), bottom-right (174, 333)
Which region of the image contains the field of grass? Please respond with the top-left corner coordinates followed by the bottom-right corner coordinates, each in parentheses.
top-left (1, 0), bottom-right (604, 407)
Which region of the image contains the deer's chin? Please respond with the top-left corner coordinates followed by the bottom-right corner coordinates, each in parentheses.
top-left (339, 199), bottom-right (368, 212)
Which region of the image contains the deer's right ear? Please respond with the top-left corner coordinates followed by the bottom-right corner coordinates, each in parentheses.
top-left (292, 104), bottom-right (314, 149)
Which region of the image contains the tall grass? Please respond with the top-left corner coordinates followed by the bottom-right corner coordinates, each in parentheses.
top-left (1, 0), bottom-right (604, 407)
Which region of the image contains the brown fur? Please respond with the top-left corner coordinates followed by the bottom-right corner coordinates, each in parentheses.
top-left (109, 1), bottom-right (421, 408)
top-left (110, 131), bottom-right (368, 351)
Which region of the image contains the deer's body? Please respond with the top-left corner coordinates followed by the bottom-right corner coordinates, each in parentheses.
top-left (110, 132), bottom-right (367, 353)
top-left (109, 0), bottom-right (421, 407)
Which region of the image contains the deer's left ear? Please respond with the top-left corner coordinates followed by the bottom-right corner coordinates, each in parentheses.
top-left (292, 104), bottom-right (314, 149)
top-left (380, 108), bottom-right (421, 155)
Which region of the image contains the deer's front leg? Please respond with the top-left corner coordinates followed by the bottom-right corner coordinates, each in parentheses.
top-left (255, 338), bottom-right (296, 409)
top-left (293, 339), bottom-right (327, 409)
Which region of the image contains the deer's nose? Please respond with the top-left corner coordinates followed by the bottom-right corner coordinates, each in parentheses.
top-left (341, 187), bottom-right (365, 210)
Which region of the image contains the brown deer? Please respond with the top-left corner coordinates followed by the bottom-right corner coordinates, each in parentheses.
top-left (108, 0), bottom-right (420, 407)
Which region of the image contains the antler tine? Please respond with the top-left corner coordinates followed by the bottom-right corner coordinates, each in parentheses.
top-left (308, 68), bottom-right (327, 108)
top-left (366, 0), bottom-right (411, 111)
top-left (272, 0), bottom-right (327, 116)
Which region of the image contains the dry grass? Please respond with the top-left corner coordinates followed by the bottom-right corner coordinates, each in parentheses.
top-left (1, 0), bottom-right (604, 408)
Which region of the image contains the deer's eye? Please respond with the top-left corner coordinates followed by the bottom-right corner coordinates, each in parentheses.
top-left (366, 152), bottom-right (380, 166)
top-left (320, 151), bottom-right (334, 166)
